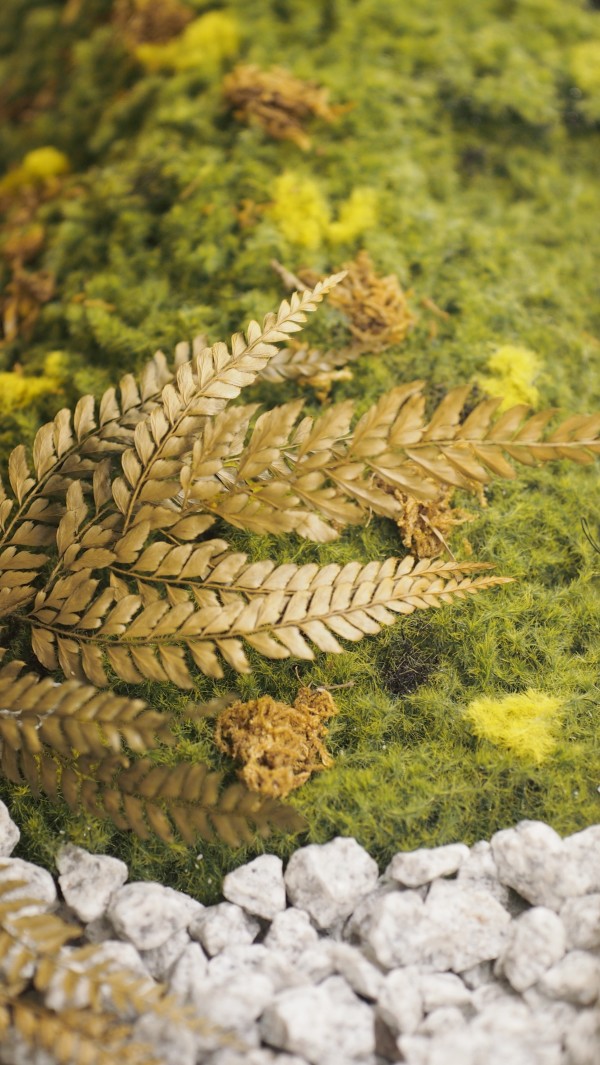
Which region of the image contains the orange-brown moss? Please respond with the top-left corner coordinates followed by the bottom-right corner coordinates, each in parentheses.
top-left (215, 687), bottom-right (339, 798)
top-left (223, 64), bottom-right (339, 151)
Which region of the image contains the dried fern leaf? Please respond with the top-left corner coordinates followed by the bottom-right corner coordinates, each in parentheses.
top-left (28, 553), bottom-right (511, 683)
top-left (0, 660), bottom-right (174, 759)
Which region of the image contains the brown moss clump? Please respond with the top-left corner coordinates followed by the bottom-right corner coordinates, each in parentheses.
top-left (215, 687), bottom-right (339, 798)
top-left (326, 250), bottom-right (415, 350)
top-left (113, 0), bottom-right (194, 45)
top-left (223, 64), bottom-right (339, 150)
top-left (394, 488), bottom-right (475, 558)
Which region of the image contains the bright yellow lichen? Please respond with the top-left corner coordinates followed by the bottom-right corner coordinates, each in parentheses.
top-left (134, 11), bottom-right (239, 73)
top-left (570, 41), bottom-right (600, 97)
top-left (478, 345), bottom-right (541, 411)
top-left (328, 187), bottom-right (378, 243)
top-left (0, 353), bottom-right (66, 411)
top-left (0, 147), bottom-right (70, 195)
top-left (271, 174), bottom-right (377, 249)
top-left (271, 173), bottom-right (331, 249)
top-left (464, 689), bottom-right (563, 762)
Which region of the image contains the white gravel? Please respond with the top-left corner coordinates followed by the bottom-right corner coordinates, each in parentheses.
top-left (0, 798), bottom-right (598, 1065)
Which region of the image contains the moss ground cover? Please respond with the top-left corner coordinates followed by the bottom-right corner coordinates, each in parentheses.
top-left (0, 0), bottom-right (598, 902)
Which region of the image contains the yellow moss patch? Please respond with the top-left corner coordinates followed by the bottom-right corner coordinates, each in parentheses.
top-left (271, 173), bottom-right (331, 249)
top-left (328, 188), bottom-right (378, 243)
top-left (215, 687), bottom-right (339, 798)
top-left (271, 174), bottom-right (377, 249)
top-left (134, 11), bottom-right (239, 73)
top-left (570, 41), bottom-right (600, 96)
top-left (0, 147), bottom-right (70, 195)
top-left (478, 345), bottom-right (542, 411)
top-left (464, 689), bottom-right (563, 762)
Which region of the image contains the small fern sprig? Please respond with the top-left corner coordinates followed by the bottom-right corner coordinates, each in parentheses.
top-left (0, 878), bottom-right (216, 1064)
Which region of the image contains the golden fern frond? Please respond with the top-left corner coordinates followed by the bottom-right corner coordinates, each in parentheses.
top-left (0, 658), bottom-right (174, 761)
top-left (6, 747), bottom-right (304, 847)
top-left (6, 1000), bottom-right (157, 1065)
top-left (357, 386), bottom-right (600, 499)
top-left (111, 274), bottom-right (346, 534)
top-left (27, 553), bottom-right (511, 683)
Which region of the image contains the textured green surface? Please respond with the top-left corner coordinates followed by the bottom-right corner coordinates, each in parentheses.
top-left (1, 0), bottom-right (599, 901)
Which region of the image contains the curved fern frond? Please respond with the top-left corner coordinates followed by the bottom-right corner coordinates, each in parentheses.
top-left (27, 554), bottom-right (511, 683)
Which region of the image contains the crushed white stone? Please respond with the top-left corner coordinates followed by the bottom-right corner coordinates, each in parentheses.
top-left (0, 816), bottom-right (599, 1065)
top-left (56, 842), bottom-right (128, 923)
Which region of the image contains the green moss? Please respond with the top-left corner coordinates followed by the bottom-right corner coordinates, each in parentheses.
top-left (0, 0), bottom-right (598, 897)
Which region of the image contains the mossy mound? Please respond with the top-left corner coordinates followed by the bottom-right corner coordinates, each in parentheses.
top-left (0, 0), bottom-right (598, 903)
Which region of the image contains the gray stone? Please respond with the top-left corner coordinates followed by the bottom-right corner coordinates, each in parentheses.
top-left (140, 928), bottom-right (190, 981)
top-left (360, 889), bottom-right (431, 969)
top-left (190, 901), bottom-right (259, 956)
top-left (537, 951), bottom-right (600, 1006)
top-left (133, 1012), bottom-right (199, 1065)
top-left (260, 975), bottom-right (375, 1063)
top-left (284, 837), bottom-right (378, 930)
top-left (418, 1006), bottom-right (467, 1037)
top-left (457, 840), bottom-right (510, 907)
top-left (497, 907), bottom-right (566, 992)
top-left (564, 1008), bottom-right (600, 1065)
top-left (223, 854), bottom-right (286, 920)
top-left (560, 894), bottom-right (600, 951)
top-left (424, 880), bottom-right (511, 972)
top-left (563, 825), bottom-right (600, 894)
top-left (376, 967), bottom-right (423, 1034)
top-left (387, 843), bottom-right (468, 888)
top-left (207, 943), bottom-right (300, 994)
top-left (168, 941), bottom-right (209, 1003)
top-left (0, 856), bottom-right (56, 913)
top-left (329, 942), bottom-right (384, 1000)
top-left (263, 908), bottom-right (319, 962)
top-left (198, 971), bottom-right (274, 1030)
top-left (294, 942), bottom-right (336, 984)
top-left (107, 882), bottom-right (202, 950)
top-left (0, 801), bottom-right (20, 857)
top-left (56, 844), bottom-right (128, 923)
top-left (208, 1052), bottom-right (309, 1065)
top-left (491, 820), bottom-right (572, 910)
top-left (419, 972), bottom-right (472, 1012)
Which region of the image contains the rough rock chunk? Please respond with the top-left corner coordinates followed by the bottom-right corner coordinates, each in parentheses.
top-left (424, 880), bottom-right (511, 972)
top-left (107, 882), bottom-right (202, 950)
top-left (457, 840), bottom-right (510, 908)
top-left (0, 856), bottom-right (56, 913)
top-left (223, 854), bottom-right (286, 920)
top-left (197, 971), bottom-right (274, 1030)
top-left (263, 908), bottom-right (318, 961)
top-left (260, 975), bottom-right (374, 1063)
top-left (0, 801), bottom-right (20, 857)
top-left (418, 972), bottom-right (472, 1012)
top-left (537, 951), bottom-right (600, 1006)
top-left (329, 942), bottom-right (384, 1000)
top-left (564, 1008), bottom-right (600, 1065)
top-left (377, 967), bottom-right (423, 1034)
top-left (491, 821), bottom-right (571, 910)
top-left (562, 825), bottom-right (600, 894)
top-left (418, 1006), bottom-right (467, 1037)
top-left (168, 941), bottom-right (209, 1003)
top-left (56, 844), bottom-right (128, 923)
top-left (497, 907), bottom-right (566, 992)
top-left (190, 902), bottom-right (260, 956)
top-left (387, 843), bottom-right (468, 887)
top-left (560, 894), bottom-right (600, 951)
top-left (284, 837), bottom-right (378, 930)
top-left (140, 928), bottom-right (190, 981)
